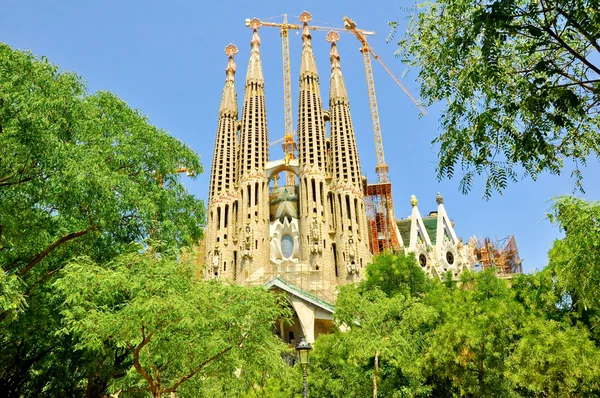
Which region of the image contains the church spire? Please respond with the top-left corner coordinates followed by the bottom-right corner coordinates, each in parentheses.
top-left (206, 44), bottom-right (240, 282)
top-left (296, 11), bottom-right (326, 172)
top-left (296, 11), bottom-right (330, 266)
top-left (299, 12), bottom-right (318, 78)
top-left (210, 44), bottom-right (239, 201)
top-left (327, 32), bottom-right (372, 280)
top-left (219, 44), bottom-right (238, 117)
top-left (239, 19), bottom-right (268, 180)
top-left (236, 19), bottom-right (270, 284)
top-left (327, 32), bottom-right (361, 189)
top-left (245, 19), bottom-right (264, 84)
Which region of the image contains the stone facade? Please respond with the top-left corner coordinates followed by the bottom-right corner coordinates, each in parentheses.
top-left (205, 15), bottom-right (371, 303)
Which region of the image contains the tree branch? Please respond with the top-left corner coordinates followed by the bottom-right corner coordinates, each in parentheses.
top-left (536, 3), bottom-right (600, 76)
top-left (544, 25), bottom-right (600, 74)
top-left (165, 334), bottom-right (248, 393)
top-left (126, 329), bottom-right (156, 394)
top-left (556, 6), bottom-right (600, 54)
top-left (0, 176), bottom-right (35, 187)
top-left (17, 227), bottom-right (92, 277)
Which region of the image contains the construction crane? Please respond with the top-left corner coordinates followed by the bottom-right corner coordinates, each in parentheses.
top-left (246, 12), bottom-right (375, 186)
top-left (343, 16), bottom-right (427, 183)
top-left (269, 137), bottom-right (285, 147)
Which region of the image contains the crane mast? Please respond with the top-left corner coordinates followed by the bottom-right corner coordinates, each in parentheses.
top-left (279, 15), bottom-right (297, 186)
top-left (343, 16), bottom-right (427, 183)
top-left (361, 41), bottom-right (389, 183)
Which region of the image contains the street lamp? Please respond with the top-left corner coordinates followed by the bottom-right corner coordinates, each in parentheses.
top-left (296, 337), bottom-right (312, 398)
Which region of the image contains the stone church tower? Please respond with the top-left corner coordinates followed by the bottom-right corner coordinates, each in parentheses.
top-left (204, 11), bottom-right (515, 342)
top-left (205, 14), bottom-right (371, 302)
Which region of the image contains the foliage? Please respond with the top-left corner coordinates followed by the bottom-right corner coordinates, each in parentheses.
top-left (0, 42), bottom-right (205, 396)
top-left (422, 271), bottom-right (525, 396)
top-left (548, 196), bottom-right (600, 311)
top-left (56, 246), bottom-right (290, 397)
top-left (393, 0), bottom-right (600, 198)
top-left (506, 317), bottom-right (600, 396)
top-left (0, 41), bottom-right (204, 320)
top-left (360, 251), bottom-right (430, 298)
top-left (307, 254), bottom-right (436, 397)
top-left (326, 286), bottom-right (435, 397)
top-left (293, 248), bottom-right (600, 397)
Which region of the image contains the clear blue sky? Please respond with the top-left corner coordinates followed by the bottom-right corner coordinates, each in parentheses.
top-left (2, 0), bottom-right (598, 272)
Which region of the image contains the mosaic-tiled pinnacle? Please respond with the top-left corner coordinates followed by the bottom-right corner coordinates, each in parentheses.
top-left (299, 14), bottom-right (318, 79)
top-left (219, 44), bottom-right (238, 117)
top-left (246, 26), bottom-right (264, 84)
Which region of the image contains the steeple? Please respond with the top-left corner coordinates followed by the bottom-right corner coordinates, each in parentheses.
top-left (206, 44), bottom-right (240, 282)
top-left (239, 19), bottom-right (268, 179)
top-left (209, 44), bottom-right (239, 201)
top-left (237, 19), bottom-right (270, 283)
top-left (327, 32), bottom-right (372, 281)
top-left (296, 11), bottom-right (327, 173)
top-left (328, 32), bottom-right (348, 104)
top-left (296, 11), bottom-right (330, 269)
top-left (246, 21), bottom-right (264, 84)
top-left (327, 32), bottom-right (361, 190)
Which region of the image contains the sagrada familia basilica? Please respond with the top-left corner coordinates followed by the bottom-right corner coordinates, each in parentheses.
top-left (203, 13), bottom-right (521, 344)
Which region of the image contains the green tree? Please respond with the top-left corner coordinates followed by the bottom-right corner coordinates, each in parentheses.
top-left (548, 196), bottom-right (600, 311)
top-left (0, 42), bottom-right (204, 395)
top-left (506, 317), bottom-right (600, 396)
top-left (56, 246), bottom-right (290, 398)
top-left (422, 268), bottom-right (600, 396)
top-left (360, 252), bottom-right (430, 298)
top-left (421, 271), bottom-right (524, 396)
top-left (394, 0), bottom-right (600, 197)
top-left (546, 196), bottom-right (600, 344)
top-left (281, 253), bottom-right (600, 397)
top-left (307, 255), bottom-right (436, 397)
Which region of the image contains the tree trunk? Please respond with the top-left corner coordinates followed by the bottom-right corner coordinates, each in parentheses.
top-left (87, 374), bottom-right (94, 398)
top-left (373, 350), bottom-right (379, 398)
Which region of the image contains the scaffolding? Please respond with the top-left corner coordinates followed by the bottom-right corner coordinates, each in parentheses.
top-left (364, 182), bottom-right (400, 255)
top-left (474, 235), bottom-right (523, 275)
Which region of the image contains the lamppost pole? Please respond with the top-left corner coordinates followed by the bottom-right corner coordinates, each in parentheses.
top-left (302, 365), bottom-right (308, 398)
top-left (296, 336), bottom-right (312, 398)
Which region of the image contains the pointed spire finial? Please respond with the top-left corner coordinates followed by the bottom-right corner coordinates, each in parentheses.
top-left (248, 18), bottom-right (261, 49)
top-left (225, 43), bottom-right (238, 57)
top-left (299, 11), bottom-right (312, 39)
top-left (436, 192), bottom-right (444, 205)
top-left (246, 19), bottom-right (263, 83)
top-left (411, 195), bottom-right (418, 207)
top-left (219, 44), bottom-right (238, 115)
top-left (299, 11), bottom-right (312, 23)
top-left (327, 31), bottom-right (341, 64)
top-left (224, 44), bottom-right (238, 78)
top-left (326, 31), bottom-right (340, 43)
top-left (248, 18), bottom-right (261, 30)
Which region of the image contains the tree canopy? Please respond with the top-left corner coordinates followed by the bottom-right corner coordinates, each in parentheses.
top-left (394, 0), bottom-right (600, 197)
top-left (0, 42), bottom-right (206, 395)
top-left (297, 232), bottom-right (600, 397)
top-left (0, 41), bottom-right (205, 320)
top-left (56, 246), bottom-right (290, 397)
